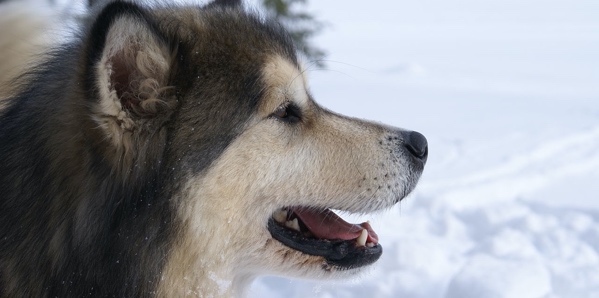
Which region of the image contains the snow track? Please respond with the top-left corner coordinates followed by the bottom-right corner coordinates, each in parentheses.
top-left (254, 125), bottom-right (599, 297)
top-left (424, 125), bottom-right (599, 210)
top-left (253, 0), bottom-right (599, 296)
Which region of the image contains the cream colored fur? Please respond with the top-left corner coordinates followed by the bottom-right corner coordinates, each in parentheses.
top-left (0, 0), bottom-right (62, 102)
top-left (159, 56), bottom-right (416, 297)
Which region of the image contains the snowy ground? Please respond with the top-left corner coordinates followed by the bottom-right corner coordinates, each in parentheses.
top-left (252, 0), bottom-right (599, 297)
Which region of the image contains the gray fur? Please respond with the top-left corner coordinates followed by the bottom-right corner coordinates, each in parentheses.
top-left (0, 1), bottom-right (297, 296)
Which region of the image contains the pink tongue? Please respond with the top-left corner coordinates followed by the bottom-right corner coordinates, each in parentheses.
top-left (292, 207), bottom-right (379, 244)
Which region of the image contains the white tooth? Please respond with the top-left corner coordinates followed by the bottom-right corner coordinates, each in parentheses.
top-left (356, 229), bottom-right (368, 247)
top-left (285, 218), bottom-right (301, 232)
top-left (273, 210), bottom-right (287, 223)
top-left (366, 242), bottom-right (375, 248)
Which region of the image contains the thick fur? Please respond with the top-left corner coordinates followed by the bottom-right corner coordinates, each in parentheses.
top-left (0, 1), bottom-right (426, 297)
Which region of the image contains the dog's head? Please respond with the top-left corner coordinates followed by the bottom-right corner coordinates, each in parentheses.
top-left (85, 0), bottom-right (426, 294)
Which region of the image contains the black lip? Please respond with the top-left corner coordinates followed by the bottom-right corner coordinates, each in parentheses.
top-left (267, 218), bottom-right (383, 269)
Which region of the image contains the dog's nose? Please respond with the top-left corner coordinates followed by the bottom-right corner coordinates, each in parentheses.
top-left (404, 131), bottom-right (428, 160)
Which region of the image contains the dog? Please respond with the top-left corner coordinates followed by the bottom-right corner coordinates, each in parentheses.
top-left (0, 0), bottom-right (428, 297)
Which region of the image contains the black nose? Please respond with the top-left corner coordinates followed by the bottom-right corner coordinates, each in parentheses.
top-left (404, 131), bottom-right (428, 160)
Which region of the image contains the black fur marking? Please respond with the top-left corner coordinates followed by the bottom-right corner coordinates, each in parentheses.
top-left (0, 1), bottom-right (301, 297)
top-left (0, 46), bottom-right (177, 297)
top-left (205, 0), bottom-right (242, 9)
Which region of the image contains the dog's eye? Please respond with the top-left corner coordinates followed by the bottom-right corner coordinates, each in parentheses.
top-left (273, 105), bottom-right (288, 118)
top-left (272, 103), bottom-right (301, 124)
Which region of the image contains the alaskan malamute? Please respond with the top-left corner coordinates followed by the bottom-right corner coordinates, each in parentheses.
top-left (0, 0), bottom-right (427, 296)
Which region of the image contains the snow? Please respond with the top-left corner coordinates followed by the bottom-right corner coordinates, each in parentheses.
top-left (251, 0), bottom-right (599, 297)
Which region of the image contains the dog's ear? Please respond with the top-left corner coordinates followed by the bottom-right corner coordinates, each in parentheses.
top-left (206, 0), bottom-right (242, 9)
top-left (85, 2), bottom-right (177, 163)
top-left (88, 1), bottom-right (176, 117)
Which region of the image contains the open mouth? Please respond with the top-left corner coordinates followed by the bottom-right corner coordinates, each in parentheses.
top-left (267, 207), bottom-right (383, 270)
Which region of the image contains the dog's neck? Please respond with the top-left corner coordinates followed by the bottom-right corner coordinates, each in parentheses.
top-left (157, 263), bottom-right (256, 297)
top-left (156, 226), bottom-right (259, 297)
top-left (156, 177), bottom-right (264, 297)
